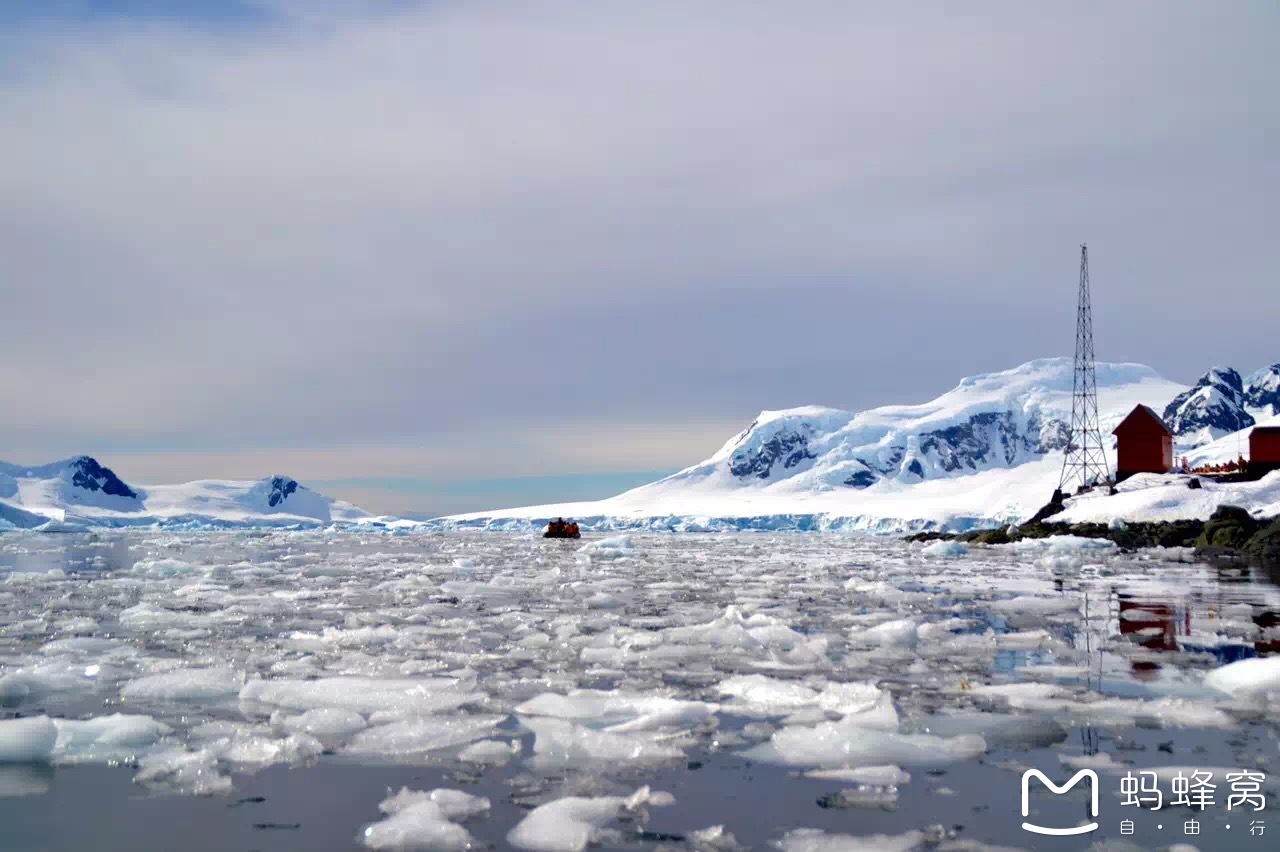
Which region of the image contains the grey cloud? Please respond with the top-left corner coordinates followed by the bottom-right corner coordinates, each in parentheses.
top-left (1, 1), bottom-right (1276, 484)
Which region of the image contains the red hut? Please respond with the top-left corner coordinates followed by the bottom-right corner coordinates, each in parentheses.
top-left (1250, 426), bottom-right (1280, 476)
top-left (1113, 404), bottom-right (1173, 482)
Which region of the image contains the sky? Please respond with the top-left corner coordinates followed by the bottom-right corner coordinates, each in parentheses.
top-left (1, 1), bottom-right (1277, 517)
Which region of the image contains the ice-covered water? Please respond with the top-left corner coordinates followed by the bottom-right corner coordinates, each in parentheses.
top-left (1, 530), bottom-right (1278, 851)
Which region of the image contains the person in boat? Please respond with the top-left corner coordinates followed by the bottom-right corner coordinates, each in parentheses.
top-left (565, 521), bottom-right (580, 537)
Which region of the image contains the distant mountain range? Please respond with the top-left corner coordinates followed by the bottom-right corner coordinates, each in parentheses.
top-left (0, 457), bottom-right (371, 530)
top-left (446, 358), bottom-right (1280, 533)
top-left (5, 360), bottom-right (1278, 534)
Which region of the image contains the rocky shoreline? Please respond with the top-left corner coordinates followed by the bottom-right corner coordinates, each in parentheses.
top-left (905, 504), bottom-right (1280, 567)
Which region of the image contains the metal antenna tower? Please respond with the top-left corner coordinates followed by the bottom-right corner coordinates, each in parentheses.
top-left (1058, 244), bottom-right (1110, 492)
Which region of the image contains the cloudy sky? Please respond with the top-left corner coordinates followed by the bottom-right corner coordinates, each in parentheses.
top-left (1, 1), bottom-right (1276, 516)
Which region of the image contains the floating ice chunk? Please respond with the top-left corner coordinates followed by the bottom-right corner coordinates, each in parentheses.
top-left (1003, 536), bottom-right (1116, 554)
top-left (663, 605), bottom-right (810, 653)
top-left (521, 716), bottom-right (684, 768)
top-left (53, 616), bottom-right (99, 634)
top-left (38, 637), bottom-right (132, 657)
top-left (360, 787), bottom-right (488, 851)
top-left (585, 592), bottom-right (627, 609)
top-left (836, 692), bottom-right (900, 731)
top-left (903, 712), bottom-right (1067, 750)
top-left (0, 716), bottom-right (57, 763)
top-left (969, 683), bottom-right (1072, 712)
top-left (991, 631), bottom-right (1055, 651)
top-left (686, 825), bottom-right (741, 850)
top-left (576, 536), bottom-right (636, 561)
top-left (134, 746), bottom-right (232, 795)
top-left (507, 785), bottom-right (672, 852)
top-left (922, 540), bottom-right (967, 558)
top-left (716, 675), bottom-right (822, 717)
top-left (346, 715), bottom-right (505, 758)
top-left (915, 618), bottom-right (976, 640)
top-left (1058, 751), bottom-right (1127, 772)
top-left (3, 569), bottom-right (67, 585)
top-left (240, 676), bottom-right (478, 717)
top-left (128, 558), bottom-right (200, 578)
top-left (805, 765), bottom-right (911, 785)
top-left (515, 690), bottom-right (717, 732)
top-left (1204, 656), bottom-right (1280, 703)
top-left (121, 668), bottom-right (244, 703)
top-left (117, 604), bottom-right (217, 632)
top-left (288, 625), bottom-right (400, 651)
top-left (718, 675), bottom-right (882, 717)
top-left (52, 714), bottom-right (172, 764)
top-left (0, 668), bottom-right (90, 707)
top-left (1070, 696), bottom-right (1235, 729)
top-left (774, 827), bottom-right (926, 852)
top-left (751, 715), bottom-right (984, 770)
top-left (848, 618), bottom-right (919, 647)
top-left (276, 707), bottom-right (367, 746)
top-left (457, 738), bottom-right (520, 765)
top-left (216, 731), bottom-right (323, 767)
top-left (989, 596), bottom-right (1078, 615)
top-left (381, 787), bottom-right (491, 821)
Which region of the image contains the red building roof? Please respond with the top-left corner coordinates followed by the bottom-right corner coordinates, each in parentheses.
top-left (1113, 404), bottom-right (1173, 436)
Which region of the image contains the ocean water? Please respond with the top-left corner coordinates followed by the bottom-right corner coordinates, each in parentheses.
top-left (1, 530), bottom-right (1277, 851)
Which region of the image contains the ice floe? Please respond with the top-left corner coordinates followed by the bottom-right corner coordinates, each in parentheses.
top-left (346, 715), bottom-right (506, 759)
top-left (774, 827), bottom-right (927, 852)
top-left (1205, 656), bottom-right (1280, 703)
top-left (121, 668), bottom-right (244, 703)
top-left (360, 787), bottom-right (489, 851)
top-left (2, 527), bottom-right (1276, 841)
top-left (507, 785), bottom-right (673, 851)
top-left (240, 676), bottom-right (480, 717)
top-left (0, 716), bottom-right (57, 763)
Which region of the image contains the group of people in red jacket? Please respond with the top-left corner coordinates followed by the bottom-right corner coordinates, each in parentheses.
top-left (544, 517), bottom-right (581, 539)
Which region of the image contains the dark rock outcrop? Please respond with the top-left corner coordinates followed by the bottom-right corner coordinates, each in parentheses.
top-left (267, 476), bottom-right (298, 508)
top-left (730, 428), bottom-right (816, 480)
top-left (68, 456), bottom-right (137, 499)
top-left (1242, 517), bottom-right (1280, 566)
top-left (1026, 489), bottom-right (1067, 524)
top-left (908, 517), bottom-right (1207, 549)
top-left (1194, 505), bottom-right (1260, 549)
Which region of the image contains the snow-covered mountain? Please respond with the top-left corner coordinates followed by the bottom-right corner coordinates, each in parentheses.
top-left (448, 356), bottom-right (1280, 533)
top-left (1161, 367), bottom-right (1255, 445)
top-left (1245, 363), bottom-right (1280, 420)
top-left (0, 458), bottom-right (370, 530)
top-left (0, 456), bottom-right (142, 515)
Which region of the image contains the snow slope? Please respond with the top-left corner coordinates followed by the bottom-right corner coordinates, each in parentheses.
top-left (0, 459), bottom-right (370, 529)
top-left (1051, 470), bottom-right (1280, 526)
top-left (448, 356), bottom-right (1280, 533)
top-left (1183, 413), bottom-right (1280, 470)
